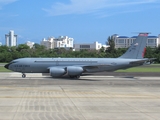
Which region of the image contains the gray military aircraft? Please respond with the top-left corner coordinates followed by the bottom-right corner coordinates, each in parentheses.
top-left (4, 33), bottom-right (153, 79)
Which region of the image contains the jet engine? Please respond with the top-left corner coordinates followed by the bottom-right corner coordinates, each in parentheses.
top-left (67, 66), bottom-right (84, 76)
top-left (50, 67), bottom-right (66, 77)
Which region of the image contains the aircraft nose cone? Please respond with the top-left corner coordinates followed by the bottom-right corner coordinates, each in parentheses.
top-left (4, 63), bottom-right (9, 69)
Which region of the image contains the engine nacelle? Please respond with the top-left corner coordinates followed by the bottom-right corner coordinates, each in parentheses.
top-left (67, 66), bottom-right (84, 76)
top-left (50, 67), bottom-right (66, 77)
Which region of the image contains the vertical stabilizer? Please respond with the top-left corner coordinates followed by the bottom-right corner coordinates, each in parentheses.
top-left (119, 33), bottom-right (148, 59)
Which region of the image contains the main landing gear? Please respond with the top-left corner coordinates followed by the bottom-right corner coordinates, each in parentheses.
top-left (22, 73), bottom-right (26, 78)
top-left (69, 75), bottom-right (80, 79)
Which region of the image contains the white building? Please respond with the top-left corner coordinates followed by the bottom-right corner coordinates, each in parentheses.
top-left (54, 36), bottom-right (74, 48)
top-left (5, 30), bottom-right (17, 47)
top-left (112, 34), bottom-right (160, 48)
top-left (0, 42), bottom-right (2, 46)
top-left (40, 36), bottom-right (74, 49)
top-left (25, 41), bottom-right (35, 48)
top-left (74, 41), bottom-right (109, 51)
top-left (41, 37), bottom-right (55, 49)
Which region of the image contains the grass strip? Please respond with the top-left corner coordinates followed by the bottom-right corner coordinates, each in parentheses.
top-left (0, 66), bottom-right (11, 72)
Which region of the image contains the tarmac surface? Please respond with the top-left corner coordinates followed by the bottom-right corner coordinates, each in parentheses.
top-left (0, 72), bottom-right (160, 120)
top-left (83, 72), bottom-right (160, 77)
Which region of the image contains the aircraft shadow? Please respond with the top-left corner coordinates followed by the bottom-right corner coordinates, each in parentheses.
top-left (114, 76), bottom-right (138, 80)
top-left (43, 76), bottom-right (101, 81)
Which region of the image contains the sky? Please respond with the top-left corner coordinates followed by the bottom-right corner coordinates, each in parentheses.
top-left (0, 0), bottom-right (160, 45)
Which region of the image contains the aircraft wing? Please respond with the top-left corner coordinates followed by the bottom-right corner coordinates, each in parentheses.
top-left (47, 64), bottom-right (113, 73)
top-left (75, 64), bottom-right (112, 68)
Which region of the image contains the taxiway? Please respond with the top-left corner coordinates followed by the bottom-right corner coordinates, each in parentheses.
top-left (0, 73), bottom-right (160, 120)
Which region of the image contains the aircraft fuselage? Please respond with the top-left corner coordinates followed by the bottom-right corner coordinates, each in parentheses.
top-left (6, 58), bottom-right (144, 73)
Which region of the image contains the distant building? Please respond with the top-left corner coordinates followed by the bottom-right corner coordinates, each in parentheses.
top-left (41, 37), bottom-right (55, 49)
top-left (112, 34), bottom-right (160, 48)
top-left (74, 41), bottom-right (109, 51)
top-left (25, 41), bottom-right (35, 48)
top-left (5, 30), bottom-right (17, 47)
top-left (40, 36), bottom-right (74, 49)
top-left (0, 42), bottom-right (2, 46)
top-left (54, 36), bottom-right (74, 48)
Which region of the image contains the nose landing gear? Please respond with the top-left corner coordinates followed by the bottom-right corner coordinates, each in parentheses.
top-left (22, 73), bottom-right (26, 78)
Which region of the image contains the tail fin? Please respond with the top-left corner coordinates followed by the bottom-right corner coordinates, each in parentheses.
top-left (119, 33), bottom-right (148, 59)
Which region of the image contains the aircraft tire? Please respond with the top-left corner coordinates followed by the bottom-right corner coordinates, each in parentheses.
top-left (22, 74), bottom-right (26, 78)
top-left (69, 76), bottom-right (74, 78)
top-left (69, 75), bottom-right (80, 79)
top-left (76, 75), bottom-right (80, 79)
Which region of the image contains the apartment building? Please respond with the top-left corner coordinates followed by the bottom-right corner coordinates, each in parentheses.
top-left (112, 34), bottom-right (160, 48)
top-left (5, 30), bottom-right (17, 47)
top-left (41, 36), bottom-right (74, 49)
top-left (54, 36), bottom-right (74, 48)
top-left (25, 41), bottom-right (35, 48)
top-left (41, 37), bottom-right (55, 49)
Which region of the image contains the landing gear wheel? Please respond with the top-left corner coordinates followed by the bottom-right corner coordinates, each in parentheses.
top-left (76, 75), bottom-right (80, 79)
top-left (69, 76), bottom-right (74, 78)
top-left (22, 74), bottom-right (26, 78)
top-left (69, 75), bottom-right (80, 79)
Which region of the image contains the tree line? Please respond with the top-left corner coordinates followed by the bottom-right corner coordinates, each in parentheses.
top-left (0, 38), bottom-right (160, 63)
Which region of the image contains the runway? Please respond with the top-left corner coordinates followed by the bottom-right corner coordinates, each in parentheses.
top-left (0, 73), bottom-right (160, 120)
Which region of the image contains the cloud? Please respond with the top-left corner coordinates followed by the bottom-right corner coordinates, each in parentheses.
top-left (98, 9), bottom-right (141, 18)
top-left (43, 0), bottom-right (158, 16)
top-left (0, 0), bottom-right (18, 9)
